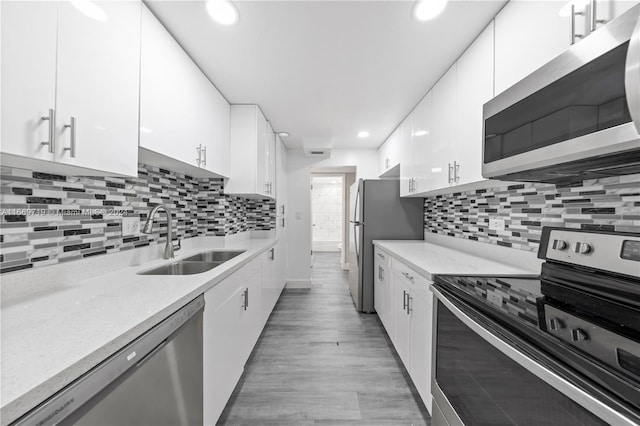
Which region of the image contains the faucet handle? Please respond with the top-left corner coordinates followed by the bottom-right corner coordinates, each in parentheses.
top-left (173, 239), bottom-right (182, 252)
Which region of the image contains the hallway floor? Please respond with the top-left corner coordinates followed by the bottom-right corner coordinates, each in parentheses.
top-left (217, 252), bottom-right (431, 425)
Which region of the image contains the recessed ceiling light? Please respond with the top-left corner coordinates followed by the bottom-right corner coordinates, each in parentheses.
top-left (414, 130), bottom-right (428, 137)
top-left (70, 0), bottom-right (108, 21)
top-left (357, 131), bottom-right (370, 138)
top-left (278, 132), bottom-right (290, 138)
top-left (206, 0), bottom-right (239, 26)
top-left (413, 0), bottom-right (448, 21)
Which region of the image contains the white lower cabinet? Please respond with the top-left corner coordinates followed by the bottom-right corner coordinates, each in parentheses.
top-left (204, 247), bottom-right (280, 425)
top-left (378, 252), bottom-right (433, 415)
top-left (374, 247), bottom-right (394, 341)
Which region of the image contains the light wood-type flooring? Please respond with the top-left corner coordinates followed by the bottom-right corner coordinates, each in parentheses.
top-left (217, 252), bottom-right (431, 425)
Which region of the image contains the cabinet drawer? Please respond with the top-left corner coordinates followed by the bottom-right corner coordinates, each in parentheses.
top-left (394, 260), bottom-right (432, 295)
top-left (374, 247), bottom-right (393, 269)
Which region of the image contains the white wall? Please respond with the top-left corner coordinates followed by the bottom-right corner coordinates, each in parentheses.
top-left (286, 149), bottom-right (378, 287)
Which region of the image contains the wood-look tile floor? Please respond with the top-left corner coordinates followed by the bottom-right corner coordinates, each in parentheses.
top-left (216, 252), bottom-right (431, 426)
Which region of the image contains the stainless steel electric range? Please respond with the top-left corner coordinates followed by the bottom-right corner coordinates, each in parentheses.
top-left (430, 227), bottom-right (640, 426)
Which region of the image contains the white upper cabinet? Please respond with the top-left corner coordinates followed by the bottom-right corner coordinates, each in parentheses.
top-left (399, 116), bottom-right (414, 197)
top-left (226, 105), bottom-right (275, 199)
top-left (495, 1), bottom-right (571, 95)
top-left (378, 128), bottom-right (400, 177)
top-left (55, 1), bottom-right (141, 175)
top-left (1, 1), bottom-right (58, 163)
top-left (455, 21), bottom-right (495, 186)
top-left (139, 5), bottom-right (230, 178)
top-left (1, 1), bottom-right (141, 176)
top-left (265, 121), bottom-right (277, 199)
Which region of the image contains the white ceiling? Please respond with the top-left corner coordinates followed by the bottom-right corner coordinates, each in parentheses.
top-left (145, 0), bottom-right (508, 150)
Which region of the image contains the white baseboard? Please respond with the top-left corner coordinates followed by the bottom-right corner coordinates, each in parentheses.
top-left (286, 279), bottom-right (312, 289)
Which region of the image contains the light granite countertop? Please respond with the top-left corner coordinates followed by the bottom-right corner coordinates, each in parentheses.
top-left (0, 236), bottom-right (277, 426)
top-left (373, 237), bottom-right (542, 280)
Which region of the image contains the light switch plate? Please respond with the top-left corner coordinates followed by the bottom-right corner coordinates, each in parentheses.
top-left (489, 218), bottom-right (505, 231)
top-left (122, 217), bottom-right (140, 236)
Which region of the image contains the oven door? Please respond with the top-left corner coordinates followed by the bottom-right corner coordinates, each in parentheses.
top-left (482, 4), bottom-right (640, 183)
top-left (431, 286), bottom-right (638, 426)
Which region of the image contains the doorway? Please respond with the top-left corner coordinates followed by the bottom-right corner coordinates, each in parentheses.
top-left (311, 175), bottom-right (344, 261)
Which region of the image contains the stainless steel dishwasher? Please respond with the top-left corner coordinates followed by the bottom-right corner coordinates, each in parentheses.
top-left (13, 295), bottom-right (204, 426)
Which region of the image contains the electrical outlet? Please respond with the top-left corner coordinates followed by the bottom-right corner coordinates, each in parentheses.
top-left (489, 218), bottom-right (505, 231)
top-left (122, 217), bottom-right (140, 236)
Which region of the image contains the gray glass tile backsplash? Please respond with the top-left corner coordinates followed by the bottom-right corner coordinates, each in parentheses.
top-left (424, 174), bottom-right (640, 252)
top-left (0, 164), bottom-right (275, 274)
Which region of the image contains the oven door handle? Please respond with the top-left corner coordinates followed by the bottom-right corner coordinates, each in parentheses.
top-left (626, 15), bottom-right (640, 135)
top-left (431, 285), bottom-right (639, 426)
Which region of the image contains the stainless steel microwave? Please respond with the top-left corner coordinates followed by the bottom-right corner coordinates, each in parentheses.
top-left (482, 4), bottom-right (640, 184)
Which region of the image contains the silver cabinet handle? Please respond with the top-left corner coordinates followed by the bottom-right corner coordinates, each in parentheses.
top-left (202, 145), bottom-right (207, 167)
top-left (402, 290), bottom-right (408, 311)
top-left (269, 247), bottom-right (275, 261)
top-left (448, 162), bottom-right (453, 183)
top-left (242, 288), bottom-right (249, 310)
top-left (407, 295), bottom-right (413, 315)
top-left (280, 217), bottom-right (285, 228)
top-left (196, 145), bottom-right (201, 166)
top-left (377, 253), bottom-right (385, 260)
top-left (63, 116), bottom-right (76, 158)
top-left (41, 108), bottom-right (55, 153)
top-left (571, 4), bottom-right (585, 45)
top-left (454, 161), bottom-right (460, 183)
top-left (381, 267), bottom-right (384, 282)
top-left (401, 271), bottom-right (414, 281)
top-left (590, 0), bottom-right (606, 32)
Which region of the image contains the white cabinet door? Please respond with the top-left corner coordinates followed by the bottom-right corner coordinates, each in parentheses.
top-left (1, 1), bottom-right (58, 163)
top-left (378, 128), bottom-right (400, 177)
top-left (412, 91), bottom-right (439, 193)
top-left (140, 4), bottom-right (229, 177)
top-left (399, 116), bottom-right (413, 197)
top-left (495, 1), bottom-right (571, 95)
top-left (265, 121), bottom-right (276, 198)
top-left (261, 247), bottom-right (277, 326)
top-left (409, 290), bottom-right (433, 414)
top-left (244, 262), bottom-right (264, 352)
top-left (429, 67), bottom-right (457, 190)
top-left (204, 283), bottom-right (245, 425)
top-left (200, 73), bottom-right (230, 177)
top-left (455, 22), bottom-right (494, 186)
top-left (378, 137), bottom-right (391, 177)
top-left (227, 105), bottom-right (272, 198)
top-left (393, 278), bottom-right (411, 368)
top-left (55, 0), bottom-right (140, 176)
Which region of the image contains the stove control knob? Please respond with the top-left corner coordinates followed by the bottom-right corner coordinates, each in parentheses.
top-left (571, 328), bottom-right (589, 342)
top-left (573, 242), bottom-right (593, 255)
top-left (548, 317), bottom-right (565, 331)
top-left (553, 239), bottom-right (568, 250)
top-left (579, 243), bottom-right (593, 255)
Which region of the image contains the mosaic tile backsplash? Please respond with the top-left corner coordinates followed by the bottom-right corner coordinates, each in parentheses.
top-left (424, 174), bottom-right (640, 252)
top-left (0, 164), bottom-right (275, 274)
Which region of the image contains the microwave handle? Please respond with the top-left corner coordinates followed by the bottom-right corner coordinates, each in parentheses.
top-left (626, 16), bottom-right (640, 135)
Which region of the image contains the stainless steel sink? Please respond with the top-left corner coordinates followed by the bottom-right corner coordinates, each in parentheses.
top-left (138, 261), bottom-right (222, 276)
top-left (182, 250), bottom-right (245, 263)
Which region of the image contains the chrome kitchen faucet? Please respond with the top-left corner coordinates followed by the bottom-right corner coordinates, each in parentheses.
top-left (142, 204), bottom-right (181, 259)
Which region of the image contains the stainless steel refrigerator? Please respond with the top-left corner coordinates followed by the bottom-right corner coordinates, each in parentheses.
top-left (348, 179), bottom-right (424, 313)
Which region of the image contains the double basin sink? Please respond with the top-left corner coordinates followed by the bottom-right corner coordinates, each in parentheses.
top-left (138, 250), bottom-right (246, 275)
